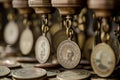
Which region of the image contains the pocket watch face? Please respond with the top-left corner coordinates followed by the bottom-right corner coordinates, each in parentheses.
top-left (4, 21), bottom-right (19, 45)
top-left (91, 43), bottom-right (116, 77)
top-left (57, 39), bottom-right (81, 69)
top-left (20, 28), bottom-right (34, 55)
top-left (35, 34), bottom-right (50, 64)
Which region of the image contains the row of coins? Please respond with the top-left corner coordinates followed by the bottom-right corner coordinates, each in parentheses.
top-left (0, 64), bottom-right (120, 80)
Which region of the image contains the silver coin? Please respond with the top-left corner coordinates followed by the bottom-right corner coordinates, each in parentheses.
top-left (57, 39), bottom-right (81, 69)
top-left (57, 69), bottom-right (91, 80)
top-left (20, 28), bottom-right (34, 55)
top-left (0, 66), bottom-right (10, 77)
top-left (91, 43), bottom-right (116, 77)
top-left (35, 34), bottom-right (50, 63)
top-left (4, 21), bottom-right (19, 45)
top-left (48, 78), bottom-right (59, 80)
top-left (12, 68), bottom-right (47, 79)
top-left (47, 70), bottom-right (60, 77)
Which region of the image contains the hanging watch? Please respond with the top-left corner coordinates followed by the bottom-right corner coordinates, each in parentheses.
top-left (19, 27), bottom-right (34, 55)
top-left (57, 16), bottom-right (81, 69)
top-left (35, 15), bottom-right (50, 64)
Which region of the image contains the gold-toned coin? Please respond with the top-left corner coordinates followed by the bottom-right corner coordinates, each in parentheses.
top-left (47, 70), bottom-right (60, 77)
top-left (35, 33), bottom-right (50, 64)
top-left (53, 29), bottom-right (76, 52)
top-left (12, 68), bottom-right (47, 80)
top-left (50, 23), bottom-right (62, 36)
top-left (16, 57), bottom-right (37, 63)
top-left (57, 69), bottom-right (91, 80)
top-left (91, 43), bottom-right (116, 77)
top-left (108, 37), bottom-right (120, 64)
top-left (4, 21), bottom-right (19, 45)
top-left (0, 66), bottom-right (10, 77)
top-left (19, 27), bottom-right (34, 55)
top-left (83, 37), bottom-right (94, 60)
top-left (53, 29), bottom-right (68, 52)
top-left (77, 32), bottom-right (86, 49)
top-left (57, 39), bottom-right (81, 69)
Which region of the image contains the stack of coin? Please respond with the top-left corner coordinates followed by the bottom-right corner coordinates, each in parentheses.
top-left (0, 66), bottom-right (10, 77)
top-left (56, 69), bottom-right (91, 80)
top-left (12, 68), bottom-right (47, 80)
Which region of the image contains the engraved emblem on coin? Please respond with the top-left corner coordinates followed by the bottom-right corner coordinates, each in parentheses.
top-left (20, 28), bottom-right (34, 55)
top-left (57, 39), bottom-right (81, 69)
top-left (91, 43), bottom-right (115, 77)
top-left (4, 21), bottom-right (19, 45)
top-left (35, 34), bottom-right (50, 64)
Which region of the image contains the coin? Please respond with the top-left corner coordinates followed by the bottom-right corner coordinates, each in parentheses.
top-left (0, 66), bottom-right (10, 77)
top-left (57, 39), bottom-right (81, 69)
top-left (16, 57), bottom-right (37, 63)
top-left (4, 21), bottom-right (19, 45)
top-left (91, 43), bottom-right (116, 77)
top-left (77, 32), bottom-right (86, 49)
top-left (53, 30), bottom-right (68, 52)
top-left (83, 37), bottom-right (94, 60)
top-left (48, 78), bottom-right (59, 80)
top-left (12, 68), bottom-right (47, 80)
top-left (19, 28), bottom-right (34, 55)
top-left (50, 23), bottom-right (62, 36)
top-left (35, 33), bottom-right (50, 64)
top-left (47, 70), bottom-right (60, 77)
top-left (0, 59), bottom-right (21, 69)
top-left (91, 77), bottom-right (117, 80)
top-left (57, 69), bottom-right (91, 80)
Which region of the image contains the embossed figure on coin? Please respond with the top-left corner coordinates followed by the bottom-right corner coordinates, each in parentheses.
top-left (40, 42), bottom-right (46, 60)
top-left (66, 49), bottom-right (74, 61)
top-left (95, 52), bottom-right (112, 70)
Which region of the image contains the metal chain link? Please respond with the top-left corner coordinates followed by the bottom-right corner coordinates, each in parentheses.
top-left (65, 15), bottom-right (74, 39)
top-left (41, 14), bottom-right (49, 34)
top-left (100, 18), bottom-right (110, 42)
